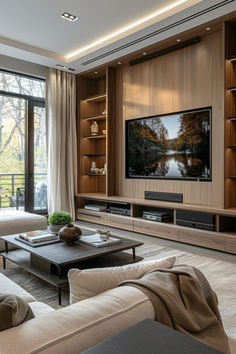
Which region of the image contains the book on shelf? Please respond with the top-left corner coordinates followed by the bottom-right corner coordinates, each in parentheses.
top-left (19, 230), bottom-right (57, 243)
top-left (80, 234), bottom-right (121, 248)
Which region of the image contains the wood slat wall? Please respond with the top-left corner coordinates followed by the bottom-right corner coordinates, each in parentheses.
top-left (115, 31), bottom-right (225, 207)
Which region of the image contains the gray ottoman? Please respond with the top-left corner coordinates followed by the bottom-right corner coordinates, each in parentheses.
top-left (0, 210), bottom-right (47, 251)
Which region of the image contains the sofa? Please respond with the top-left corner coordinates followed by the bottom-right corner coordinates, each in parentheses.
top-left (0, 264), bottom-right (235, 354)
top-left (0, 210), bottom-right (48, 251)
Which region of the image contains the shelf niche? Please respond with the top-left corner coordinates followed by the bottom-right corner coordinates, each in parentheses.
top-left (225, 20), bottom-right (236, 208)
top-left (77, 67), bottom-right (116, 196)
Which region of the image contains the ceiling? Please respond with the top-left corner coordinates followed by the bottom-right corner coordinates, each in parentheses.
top-left (0, 0), bottom-right (235, 73)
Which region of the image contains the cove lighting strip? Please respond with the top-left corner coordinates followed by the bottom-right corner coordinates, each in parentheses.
top-left (66, 0), bottom-right (190, 59)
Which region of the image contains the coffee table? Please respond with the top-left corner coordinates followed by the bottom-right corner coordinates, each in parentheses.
top-left (82, 319), bottom-right (221, 354)
top-left (0, 229), bottom-right (142, 305)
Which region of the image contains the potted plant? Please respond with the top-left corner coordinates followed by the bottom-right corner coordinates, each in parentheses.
top-left (48, 211), bottom-right (72, 234)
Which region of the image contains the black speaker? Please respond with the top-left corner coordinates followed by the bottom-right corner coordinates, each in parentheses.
top-left (176, 210), bottom-right (215, 224)
top-left (145, 191), bottom-right (183, 203)
top-left (176, 210), bottom-right (215, 231)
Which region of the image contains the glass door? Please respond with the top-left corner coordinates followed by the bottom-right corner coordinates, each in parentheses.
top-left (0, 95), bottom-right (26, 210)
top-left (25, 101), bottom-right (47, 213)
top-left (0, 70), bottom-right (46, 213)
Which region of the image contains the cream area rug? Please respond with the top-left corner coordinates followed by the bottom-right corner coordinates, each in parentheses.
top-left (1, 228), bottom-right (236, 338)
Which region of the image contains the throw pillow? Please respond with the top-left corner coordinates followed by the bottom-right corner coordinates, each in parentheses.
top-left (68, 256), bottom-right (176, 304)
top-left (0, 293), bottom-right (34, 331)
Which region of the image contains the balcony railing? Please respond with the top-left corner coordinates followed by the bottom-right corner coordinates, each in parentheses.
top-left (0, 173), bottom-right (47, 211)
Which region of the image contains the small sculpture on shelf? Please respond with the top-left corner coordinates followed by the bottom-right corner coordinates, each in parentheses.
top-left (91, 121), bottom-right (98, 136)
top-left (91, 161), bottom-right (96, 174)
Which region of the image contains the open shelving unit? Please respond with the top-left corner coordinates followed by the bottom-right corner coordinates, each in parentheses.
top-left (225, 20), bottom-right (236, 208)
top-left (77, 67), bottom-right (116, 196)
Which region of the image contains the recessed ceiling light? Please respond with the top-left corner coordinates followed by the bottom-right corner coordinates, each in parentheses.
top-left (176, 39), bottom-right (181, 42)
top-left (143, 52), bottom-right (147, 55)
top-left (117, 61), bottom-right (122, 65)
top-left (61, 12), bottom-right (78, 22)
top-left (66, 0), bottom-right (190, 59)
top-left (94, 71), bottom-right (98, 74)
top-left (206, 27), bottom-right (211, 31)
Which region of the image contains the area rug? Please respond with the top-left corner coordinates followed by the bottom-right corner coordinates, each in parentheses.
top-left (1, 237), bottom-right (236, 338)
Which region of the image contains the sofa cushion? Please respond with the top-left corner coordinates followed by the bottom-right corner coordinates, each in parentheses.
top-left (0, 273), bottom-right (36, 304)
top-left (0, 293), bottom-right (34, 331)
top-left (29, 302), bottom-right (55, 317)
top-left (0, 210), bottom-right (48, 251)
top-left (68, 256), bottom-right (176, 304)
top-left (0, 285), bottom-right (155, 354)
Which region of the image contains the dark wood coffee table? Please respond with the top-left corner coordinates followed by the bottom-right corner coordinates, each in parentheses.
top-left (82, 319), bottom-right (222, 354)
top-left (0, 229), bottom-right (142, 305)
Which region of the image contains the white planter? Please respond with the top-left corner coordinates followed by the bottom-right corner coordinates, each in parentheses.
top-left (49, 224), bottom-right (65, 234)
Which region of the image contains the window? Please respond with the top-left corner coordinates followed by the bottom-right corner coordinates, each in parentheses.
top-left (0, 70), bottom-right (47, 214)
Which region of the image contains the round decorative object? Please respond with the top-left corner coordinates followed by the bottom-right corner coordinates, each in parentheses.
top-left (97, 229), bottom-right (111, 241)
top-left (49, 224), bottom-right (65, 234)
top-left (58, 223), bottom-right (82, 246)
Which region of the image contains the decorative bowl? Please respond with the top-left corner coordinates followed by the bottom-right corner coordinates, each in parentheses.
top-left (58, 223), bottom-right (82, 246)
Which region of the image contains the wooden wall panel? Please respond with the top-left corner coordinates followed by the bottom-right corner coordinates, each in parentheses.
top-left (116, 31), bottom-right (224, 207)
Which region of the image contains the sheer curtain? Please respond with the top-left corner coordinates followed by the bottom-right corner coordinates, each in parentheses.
top-left (46, 68), bottom-right (77, 219)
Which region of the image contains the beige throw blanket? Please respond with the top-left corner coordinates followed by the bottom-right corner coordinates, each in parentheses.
top-left (119, 265), bottom-right (230, 354)
top-left (0, 293), bottom-right (34, 331)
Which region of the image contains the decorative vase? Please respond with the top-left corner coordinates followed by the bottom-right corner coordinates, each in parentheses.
top-left (58, 223), bottom-right (82, 246)
top-left (49, 224), bottom-right (65, 234)
top-left (91, 161), bottom-right (96, 174)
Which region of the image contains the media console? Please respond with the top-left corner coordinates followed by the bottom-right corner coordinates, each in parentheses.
top-left (76, 193), bottom-right (236, 255)
top-left (76, 19), bottom-right (236, 256)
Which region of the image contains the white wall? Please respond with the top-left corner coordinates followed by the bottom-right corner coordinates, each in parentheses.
top-left (0, 53), bottom-right (46, 78)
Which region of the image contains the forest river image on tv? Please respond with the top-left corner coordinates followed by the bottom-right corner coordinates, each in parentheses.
top-left (127, 110), bottom-right (211, 180)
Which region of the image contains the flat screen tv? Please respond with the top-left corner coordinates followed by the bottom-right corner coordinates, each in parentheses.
top-left (126, 107), bottom-right (212, 181)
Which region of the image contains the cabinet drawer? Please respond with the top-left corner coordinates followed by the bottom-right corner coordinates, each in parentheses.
top-left (178, 229), bottom-right (224, 251)
top-left (104, 214), bottom-right (134, 231)
top-left (225, 237), bottom-right (236, 254)
top-left (76, 209), bottom-right (105, 224)
top-left (133, 219), bottom-right (178, 241)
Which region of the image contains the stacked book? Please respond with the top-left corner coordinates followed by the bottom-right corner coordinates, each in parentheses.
top-left (19, 230), bottom-right (57, 244)
top-left (80, 234), bottom-right (121, 248)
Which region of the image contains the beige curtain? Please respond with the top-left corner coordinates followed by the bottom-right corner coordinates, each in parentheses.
top-left (46, 68), bottom-right (77, 219)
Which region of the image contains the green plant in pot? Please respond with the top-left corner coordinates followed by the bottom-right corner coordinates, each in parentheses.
top-left (48, 211), bottom-right (72, 234)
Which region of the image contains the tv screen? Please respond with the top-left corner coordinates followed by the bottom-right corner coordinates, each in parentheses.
top-left (126, 108), bottom-right (211, 181)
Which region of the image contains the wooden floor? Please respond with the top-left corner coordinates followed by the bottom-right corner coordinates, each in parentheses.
top-left (75, 220), bottom-right (236, 263)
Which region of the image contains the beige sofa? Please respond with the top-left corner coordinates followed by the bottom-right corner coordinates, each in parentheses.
top-left (0, 272), bottom-right (235, 354)
top-left (0, 210), bottom-right (47, 251)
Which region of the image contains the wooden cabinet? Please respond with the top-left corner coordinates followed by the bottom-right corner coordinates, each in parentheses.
top-left (76, 208), bottom-right (106, 225)
top-left (225, 236), bottom-right (236, 254)
top-left (178, 229), bottom-right (224, 251)
top-left (104, 214), bottom-right (133, 231)
top-left (133, 219), bottom-right (178, 241)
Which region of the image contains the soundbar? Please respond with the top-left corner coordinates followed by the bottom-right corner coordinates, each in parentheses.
top-left (145, 191), bottom-right (183, 203)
